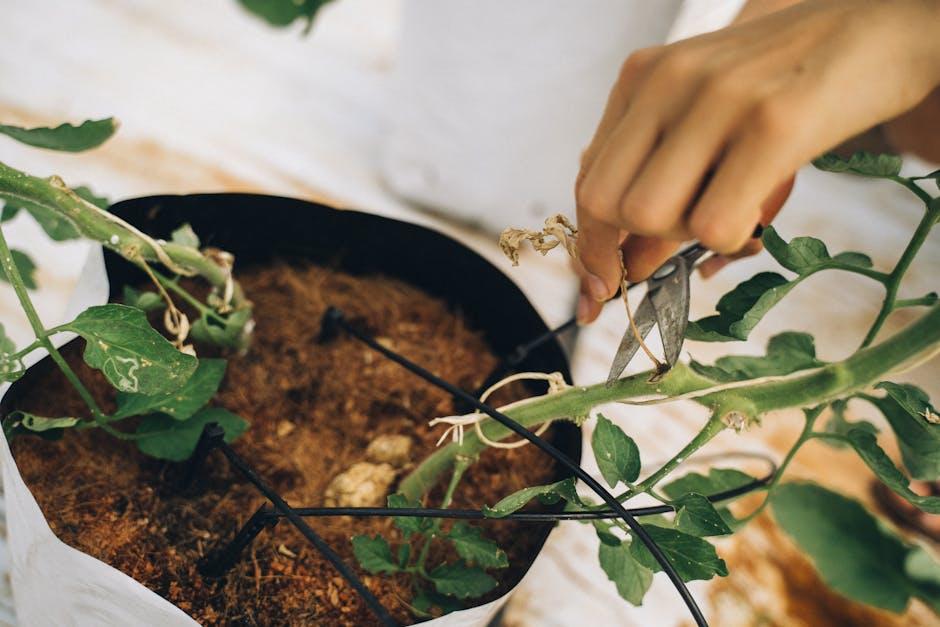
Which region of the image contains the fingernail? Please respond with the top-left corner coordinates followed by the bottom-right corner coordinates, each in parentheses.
top-left (585, 273), bottom-right (610, 302)
top-left (577, 293), bottom-right (591, 325)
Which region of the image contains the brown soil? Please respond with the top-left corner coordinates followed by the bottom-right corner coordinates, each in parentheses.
top-left (6, 261), bottom-right (565, 626)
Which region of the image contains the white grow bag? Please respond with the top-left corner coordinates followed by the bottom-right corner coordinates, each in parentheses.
top-left (0, 244), bottom-right (553, 627)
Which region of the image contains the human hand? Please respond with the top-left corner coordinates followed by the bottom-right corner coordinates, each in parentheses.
top-left (575, 0), bottom-right (940, 324)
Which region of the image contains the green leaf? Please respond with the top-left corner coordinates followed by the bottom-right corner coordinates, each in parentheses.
top-left (686, 272), bottom-right (796, 342)
top-left (690, 331), bottom-right (823, 383)
top-left (7, 410), bottom-right (79, 432)
top-left (397, 543), bottom-right (411, 568)
top-left (599, 541), bottom-right (654, 605)
top-left (821, 400), bottom-right (878, 449)
top-left (446, 522), bottom-right (508, 569)
top-left (122, 285), bottom-right (166, 313)
top-left (483, 477), bottom-right (579, 518)
top-left (762, 227), bottom-right (872, 275)
top-left (191, 308), bottom-right (253, 351)
top-left (114, 358), bottom-right (226, 420)
top-left (0, 322), bottom-right (25, 382)
top-left (592, 413), bottom-right (641, 487)
top-left (428, 561), bottom-right (497, 599)
top-left (66, 304), bottom-right (197, 395)
top-left (872, 382), bottom-right (940, 480)
top-left (673, 493), bottom-right (733, 536)
top-left (1, 202), bottom-right (20, 222)
top-left (351, 535), bottom-right (398, 574)
top-left (661, 468), bottom-right (756, 500)
top-left (0, 249), bottom-right (37, 290)
top-left (628, 525), bottom-right (727, 582)
top-left (237, 0), bottom-right (332, 30)
top-left (813, 151), bottom-right (902, 178)
top-left (844, 429), bottom-right (940, 514)
top-left (0, 118), bottom-right (117, 152)
top-left (411, 588), bottom-right (463, 616)
top-left (170, 223), bottom-right (200, 249)
top-left (771, 481), bottom-right (912, 612)
top-left (591, 519), bottom-right (622, 546)
top-left (73, 185), bottom-right (109, 210)
top-left (387, 493), bottom-right (431, 538)
top-left (906, 546), bottom-right (940, 587)
top-left (135, 407), bottom-right (247, 461)
top-left (0, 196), bottom-right (81, 241)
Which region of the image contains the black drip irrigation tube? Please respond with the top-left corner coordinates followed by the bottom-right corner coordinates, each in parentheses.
top-left (185, 304), bottom-right (777, 627)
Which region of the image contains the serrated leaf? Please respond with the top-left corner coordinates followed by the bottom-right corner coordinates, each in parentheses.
top-left (592, 413), bottom-right (640, 488)
top-left (446, 522), bottom-right (508, 569)
top-left (0, 322), bottom-right (24, 382)
top-left (122, 285), bottom-right (166, 313)
top-left (673, 493), bottom-right (733, 536)
top-left (821, 400), bottom-right (878, 449)
top-left (387, 493), bottom-right (431, 538)
top-left (628, 525), bottom-right (727, 582)
top-left (599, 540), bottom-right (654, 605)
top-left (690, 331), bottom-right (823, 383)
top-left (0, 118), bottom-right (117, 152)
top-left (483, 477), bottom-right (579, 518)
top-left (66, 304), bottom-right (197, 395)
top-left (170, 223), bottom-right (200, 249)
top-left (0, 196), bottom-right (81, 240)
top-left (114, 358), bottom-right (226, 420)
top-left (237, 0), bottom-right (332, 30)
top-left (351, 535), bottom-right (398, 574)
top-left (762, 226), bottom-right (872, 276)
top-left (844, 429), bottom-right (940, 514)
top-left (135, 407), bottom-right (247, 461)
top-left (592, 520), bottom-right (622, 546)
top-left (813, 151), bottom-right (902, 178)
top-left (872, 382), bottom-right (940, 480)
top-left (8, 410), bottom-right (79, 432)
top-left (686, 272), bottom-right (796, 342)
top-left (428, 561), bottom-right (497, 599)
top-left (411, 588), bottom-right (463, 616)
top-left (73, 185), bottom-right (109, 210)
top-left (661, 468), bottom-right (756, 500)
top-left (771, 481), bottom-right (912, 612)
top-left (0, 248), bottom-right (37, 289)
top-left (191, 308), bottom-right (253, 350)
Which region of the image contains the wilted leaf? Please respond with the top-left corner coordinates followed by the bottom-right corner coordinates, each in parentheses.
top-left (872, 382), bottom-right (940, 480)
top-left (447, 522), bottom-right (508, 569)
top-left (66, 304), bottom-right (197, 395)
top-left (191, 308), bottom-right (253, 350)
top-left (813, 151), bottom-right (902, 178)
top-left (599, 540), bottom-right (654, 605)
top-left (135, 407), bottom-right (247, 461)
top-left (686, 272), bottom-right (796, 342)
top-left (771, 482), bottom-right (912, 612)
top-left (170, 223), bottom-right (200, 249)
top-left (628, 524), bottom-right (727, 582)
top-left (690, 331), bottom-right (823, 382)
top-left (483, 477), bottom-right (579, 518)
top-left (428, 561), bottom-right (497, 599)
top-left (7, 410), bottom-right (79, 432)
top-left (0, 248), bottom-right (37, 289)
top-left (114, 358), bottom-right (226, 420)
top-left (592, 413), bottom-right (640, 487)
top-left (0, 118), bottom-right (117, 152)
top-left (351, 535), bottom-right (398, 574)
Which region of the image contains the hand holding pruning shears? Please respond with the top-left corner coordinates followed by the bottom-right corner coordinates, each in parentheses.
top-left (574, 0), bottom-right (940, 325)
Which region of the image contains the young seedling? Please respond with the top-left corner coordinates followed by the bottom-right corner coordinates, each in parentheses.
top-left (0, 118), bottom-right (253, 459)
top-left (357, 153), bottom-right (940, 617)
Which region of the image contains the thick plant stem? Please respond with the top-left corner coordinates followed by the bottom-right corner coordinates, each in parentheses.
top-left (0, 160), bottom-right (247, 310)
top-left (400, 304), bottom-right (940, 501)
top-left (0, 225), bottom-right (103, 419)
top-left (861, 196), bottom-right (939, 347)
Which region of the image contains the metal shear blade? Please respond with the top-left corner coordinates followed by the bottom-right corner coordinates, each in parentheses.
top-left (606, 245), bottom-right (705, 386)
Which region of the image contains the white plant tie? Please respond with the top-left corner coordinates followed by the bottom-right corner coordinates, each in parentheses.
top-left (429, 371), bottom-right (569, 449)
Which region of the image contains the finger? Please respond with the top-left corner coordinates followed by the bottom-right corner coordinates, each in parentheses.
top-left (689, 104), bottom-right (802, 254)
top-left (619, 235), bottom-right (680, 283)
top-left (575, 207), bottom-right (622, 301)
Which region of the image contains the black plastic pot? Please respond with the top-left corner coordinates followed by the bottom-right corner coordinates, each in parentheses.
top-left (4, 193), bottom-right (581, 625)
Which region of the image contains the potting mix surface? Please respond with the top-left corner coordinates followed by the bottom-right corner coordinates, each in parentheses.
top-left (7, 261), bottom-right (563, 626)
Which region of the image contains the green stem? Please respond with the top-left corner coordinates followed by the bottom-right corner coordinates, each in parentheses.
top-left (890, 175), bottom-right (934, 206)
top-left (414, 457), bottom-right (471, 576)
top-left (151, 268), bottom-right (227, 322)
top-left (895, 294), bottom-right (938, 308)
top-left (0, 224), bottom-right (104, 419)
top-left (861, 193), bottom-right (939, 347)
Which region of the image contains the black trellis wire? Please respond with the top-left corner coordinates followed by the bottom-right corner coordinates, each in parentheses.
top-left (185, 303), bottom-right (775, 627)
